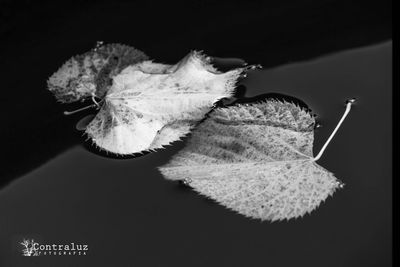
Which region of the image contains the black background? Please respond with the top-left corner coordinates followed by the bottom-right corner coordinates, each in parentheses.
top-left (0, 1), bottom-right (392, 266)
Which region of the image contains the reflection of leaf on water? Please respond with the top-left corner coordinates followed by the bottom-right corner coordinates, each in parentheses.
top-left (159, 100), bottom-right (354, 221)
top-left (48, 43), bottom-right (253, 155)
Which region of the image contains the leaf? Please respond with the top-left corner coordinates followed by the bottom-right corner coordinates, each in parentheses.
top-left (159, 100), bottom-right (345, 221)
top-left (85, 52), bottom-right (249, 154)
top-left (48, 44), bottom-right (250, 154)
top-left (47, 43), bottom-right (148, 103)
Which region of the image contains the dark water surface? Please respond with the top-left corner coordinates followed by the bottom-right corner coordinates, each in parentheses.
top-left (0, 41), bottom-right (392, 266)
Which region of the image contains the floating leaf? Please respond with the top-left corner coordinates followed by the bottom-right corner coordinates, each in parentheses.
top-left (159, 100), bottom-right (354, 221)
top-left (48, 44), bottom-right (251, 154)
top-left (48, 43), bottom-right (148, 103)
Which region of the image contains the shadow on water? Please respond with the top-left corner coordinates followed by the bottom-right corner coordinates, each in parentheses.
top-left (0, 1), bottom-right (391, 189)
top-left (82, 140), bottom-right (153, 160)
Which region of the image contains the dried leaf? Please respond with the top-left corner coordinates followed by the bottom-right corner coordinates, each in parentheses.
top-left (48, 43), bottom-right (148, 103)
top-left (48, 44), bottom-right (249, 154)
top-left (159, 100), bottom-right (345, 221)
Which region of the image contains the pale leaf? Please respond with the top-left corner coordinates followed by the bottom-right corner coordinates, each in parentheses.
top-left (85, 51), bottom-right (247, 154)
top-left (159, 101), bottom-right (343, 221)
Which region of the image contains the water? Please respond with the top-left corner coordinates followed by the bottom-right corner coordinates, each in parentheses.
top-left (0, 40), bottom-right (391, 266)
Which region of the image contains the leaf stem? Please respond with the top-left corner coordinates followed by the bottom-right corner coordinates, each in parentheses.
top-left (63, 95), bottom-right (104, 116)
top-left (91, 92), bottom-right (103, 108)
top-left (313, 98), bottom-right (355, 161)
top-left (63, 104), bottom-right (97, 115)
